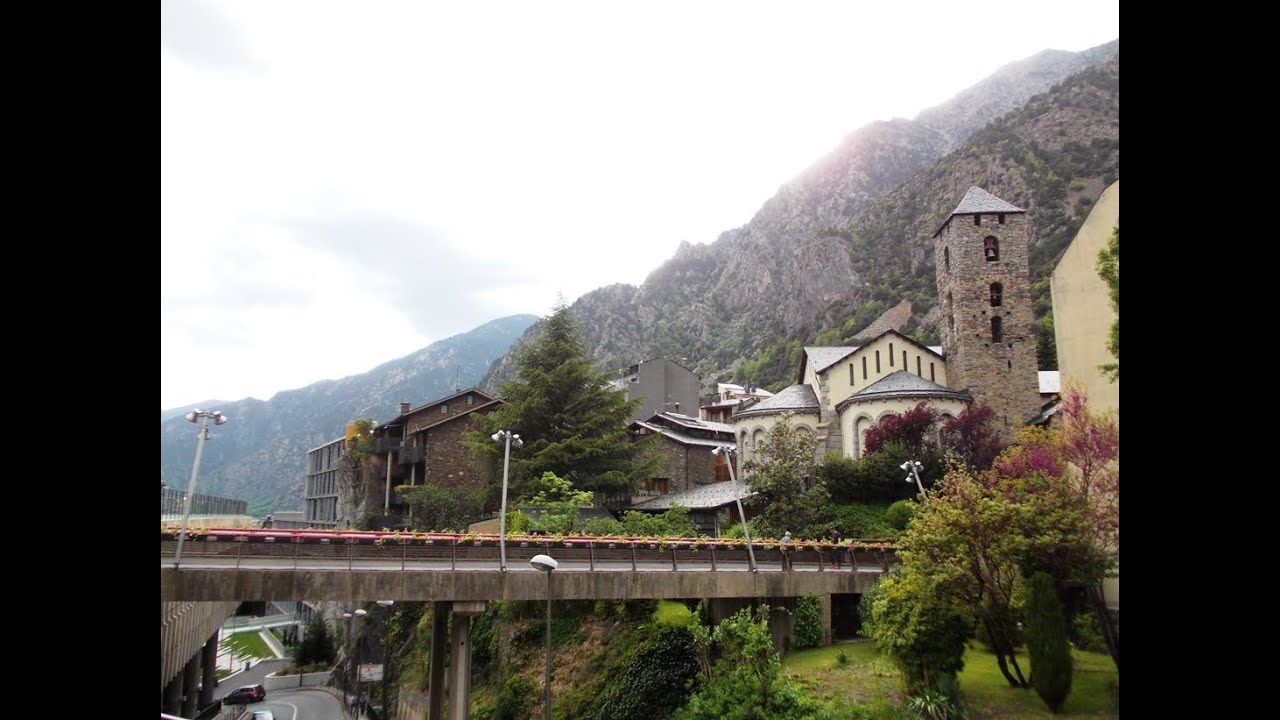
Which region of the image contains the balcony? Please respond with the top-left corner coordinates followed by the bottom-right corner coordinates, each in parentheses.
top-left (372, 437), bottom-right (403, 453)
top-left (399, 446), bottom-right (425, 464)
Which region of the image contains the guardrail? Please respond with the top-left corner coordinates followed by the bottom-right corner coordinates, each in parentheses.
top-left (161, 526), bottom-right (898, 573)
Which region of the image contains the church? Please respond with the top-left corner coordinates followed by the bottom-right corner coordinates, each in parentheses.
top-left (731, 187), bottom-right (1046, 466)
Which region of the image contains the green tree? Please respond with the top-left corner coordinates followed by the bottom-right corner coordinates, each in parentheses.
top-left (1095, 222), bottom-right (1119, 381)
top-left (468, 301), bottom-right (659, 508)
top-left (524, 471), bottom-right (593, 535)
top-left (400, 483), bottom-right (488, 532)
top-left (742, 412), bottom-right (833, 538)
top-left (1025, 572), bottom-right (1072, 713)
top-left (296, 616), bottom-right (336, 667)
top-left (675, 605), bottom-right (829, 720)
top-left (864, 567), bottom-right (972, 696)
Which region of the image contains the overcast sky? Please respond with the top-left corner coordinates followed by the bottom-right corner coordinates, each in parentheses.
top-left (161, 0), bottom-right (1119, 410)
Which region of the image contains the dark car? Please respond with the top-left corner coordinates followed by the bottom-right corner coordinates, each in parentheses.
top-left (223, 685), bottom-right (266, 704)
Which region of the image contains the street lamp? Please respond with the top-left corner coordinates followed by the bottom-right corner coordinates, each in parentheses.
top-left (342, 612), bottom-right (353, 711)
top-left (491, 430), bottom-right (523, 572)
top-left (173, 409), bottom-right (227, 569)
top-left (353, 608), bottom-right (367, 713)
top-left (711, 445), bottom-right (756, 572)
top-left (530, 554), bottom-right (558, 720)
top-left (900, 460), bottom-right (927, 502)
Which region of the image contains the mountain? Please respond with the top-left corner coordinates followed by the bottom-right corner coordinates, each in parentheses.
top-left (482, 40), bottom-right (1119, 396)
top-left (159, 314), bottom-right (539, 515)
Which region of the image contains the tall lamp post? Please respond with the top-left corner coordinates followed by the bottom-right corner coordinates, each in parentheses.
top-left (174, 409), bottom-right (227, 569)
top-left (530, 554), bottom-right (558, 720)
top-left (900, 460), bottom-right (928, 502)
top-left (342, 612), bottom-right (353, 712)
top-left (376, 600), bottom-right (394, 714)
top-left (711, 445), bottom-right (756, 572)
top-left (491, 431), bottom-right (523, 572)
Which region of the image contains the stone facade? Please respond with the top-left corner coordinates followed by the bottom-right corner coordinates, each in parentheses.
top-left (420, 411), bottom-right (491, 490)
top-left (933, 196), bottom-right (1042, 437)
top-left (634, 433), bottom-right (723, 499)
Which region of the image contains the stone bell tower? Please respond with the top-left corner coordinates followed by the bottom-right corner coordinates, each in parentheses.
top-left (932, 187), bottom-right (1042, 437)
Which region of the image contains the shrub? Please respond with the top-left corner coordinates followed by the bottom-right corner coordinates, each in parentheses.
top-left (1071, 611), bottom-right (1106, 653)
top-left (884, 500), bottom-right (915, 531)
top-left (492, 674), bottom-right (535, 720)
top-left (836, 650), bottom-right (850, 666)
top-left (1025, 572), bottom-right (1072, 713)
top-left (793, 594), bottom-right (822, 650)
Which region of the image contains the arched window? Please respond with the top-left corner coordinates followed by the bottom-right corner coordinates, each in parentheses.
top-left (990, 282), bottom-right (1003, 307)
top-left (947, 291), bottom-right (954, 329)
top-left (991, 316), bottom-right (1003, 342)
top-left (944, 246), bottom-right (950, 271)
top-left (984, 236), bottom-right (999, 261)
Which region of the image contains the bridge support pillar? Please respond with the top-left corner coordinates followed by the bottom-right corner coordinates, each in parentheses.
top-left (428, 601), bottom-right (449, 720)
top-left (819, 593), bottom-right (833, 646)
top-left (181, 653), bottom-right (200, 717)
top-left (162, 668), bottom-right (184, 715)
top-left (200, 632), bottom-right (218, 708)
top-left (449, 601), bottom-right (487, 720)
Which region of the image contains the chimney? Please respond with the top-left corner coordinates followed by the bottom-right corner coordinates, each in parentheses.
top-left (399, 402), bottom-right (411, 416)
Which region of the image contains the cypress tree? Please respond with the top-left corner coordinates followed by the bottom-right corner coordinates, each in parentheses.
top-left (471, 300), bottom-right (658, 507)
top-left (1025, 571), bottom-right (1072, 713)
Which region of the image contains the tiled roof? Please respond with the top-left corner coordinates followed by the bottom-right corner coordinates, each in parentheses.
top-left (630, 480), bottom-right (753, 510)
top-left (837, 370), bottom-right (970, 410)
top-left (633, 420), bottom-right (733, 449)
top-left (951, 187), bottom-right (1024, 215)
top-left (733, 384), bottom-right (820, 419)
top-left (1038, 371), bottom-right (1061, 395)
top-left (804, 346), bottom-right (860, 374)
top-left (652, 411), bottom-right (735, 435)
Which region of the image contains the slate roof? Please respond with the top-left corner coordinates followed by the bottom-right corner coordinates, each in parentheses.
top-left (630, 480), bottom-right (753, 511)
top-left (650, 411), bottom-right (734, 435)
top-left (836, 370), bottom-right (970, 411)
top-left (803, 346), bottom-right (860, 374)
top-left (733, 384), bottom-right (820, 419)
top-left (951, 186), bottom-right (1024, 215)
top-left (934, 187), bottom-right (1025, 237)
top-left (633, 420), bottom-right (734, 448)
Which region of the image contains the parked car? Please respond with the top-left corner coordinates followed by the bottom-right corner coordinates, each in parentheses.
top-left (223, 684), bottom-right (266, 704)
top-left (250, 712), bottom-right (275, 720)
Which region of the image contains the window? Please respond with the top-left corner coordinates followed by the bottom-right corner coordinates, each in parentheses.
top-left (875, 351), bottom-right (881, 373)
top-left (984, 236), bottom-right (999, 261)
top-left (974, 214), bottom-right (982, 226)
top-left (643, 478), bottom-right (670, 495)
top-left (991, 316), bottom-right (1003, 342)
top-left (990, 282), bottom-right (1003, 307)
top-left (944, 246), bottom-right (950, 271)
top-left (902, 350), bottom-right (908, 371)
top-left (440, 404), bottom-right (448, 414)
top-left (889, 343), bottom-right (895, 365)
top-left (862, 356), bottom-right (868, 380)
top-left (930, 362), bottom-right (936, 382)
top-left (849, 363), bottom-right (855, 387)
top-left (916, 356), bottom-right (922, 376)
top-left (466, 394), bottom-right (474, 406)
top-left (998, 213), bottom-right (1006, 224)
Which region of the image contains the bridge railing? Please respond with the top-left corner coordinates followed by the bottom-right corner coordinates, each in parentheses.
top-left (160, 527), bottom-right (898, 573)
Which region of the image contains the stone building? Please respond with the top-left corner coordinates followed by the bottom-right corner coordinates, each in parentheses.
top-left (730, 187), bottom-right (1048, 468)
top-left (627, 411), bottom-right (736, 502)
top-left (933, 186), bottom-right (1042, 438)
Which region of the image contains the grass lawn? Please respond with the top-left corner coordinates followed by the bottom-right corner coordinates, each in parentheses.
top-left (224, 630), bottom-right (274, 660)
top-left (782, 642), bottom-right (1118, 719)
top-left (655, 600), bottom-right (695, 626)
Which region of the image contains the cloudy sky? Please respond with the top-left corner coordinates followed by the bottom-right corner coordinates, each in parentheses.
top-left (160, 0), bottom-right (1119, 410)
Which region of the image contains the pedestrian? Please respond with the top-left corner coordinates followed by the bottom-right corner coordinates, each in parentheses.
top-left (780, 530), bottom-right (793, 570)
top-left (828, 527), bottom-right (843, 569)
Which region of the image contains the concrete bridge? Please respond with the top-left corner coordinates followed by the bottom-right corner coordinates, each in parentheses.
top-left (161, 528), bottom-right (898, 720)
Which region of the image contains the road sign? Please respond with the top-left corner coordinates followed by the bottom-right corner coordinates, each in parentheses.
top-left (358, 663), bottom-right (384, 682)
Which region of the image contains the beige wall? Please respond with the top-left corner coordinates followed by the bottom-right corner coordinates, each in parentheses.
top-left (815, 334), bottom-right (948, 410)
top-left (839, 397), bottom-right (969, 458)
top-left (1051, 181), bottom-right (1119, 415)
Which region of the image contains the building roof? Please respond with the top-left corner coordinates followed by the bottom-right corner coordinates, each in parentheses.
top-left (630, 480), bottom-right (753, 511)
top-left (733, 384), bottom-right (820, 419)
top-left (649, 411), bottom-right (734, 435)
top-left (836, 370), bottom-right (971, 411)
top-left (633, 420), bottom-right (734, 449)
top-left (951, 186), bottom-right (1024, 215)
top-left (804, 346), bottom-right (860, 374)
top-left (934, 186), bottom-right (1025, 236)
top-left (1038, 371), bottom-right (1061, 395)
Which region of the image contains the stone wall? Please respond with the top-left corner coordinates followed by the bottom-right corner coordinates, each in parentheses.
top-left (423, 412), bottom-right (491, 490)
top-left (935, 210), bottom-right (1041, 437)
